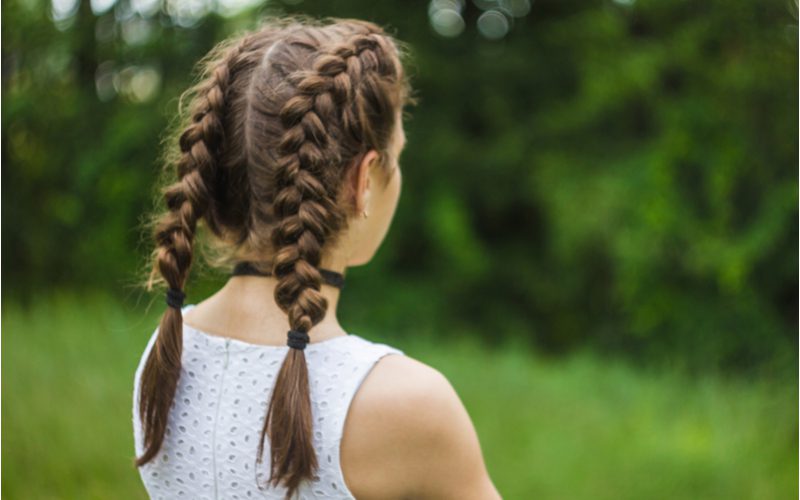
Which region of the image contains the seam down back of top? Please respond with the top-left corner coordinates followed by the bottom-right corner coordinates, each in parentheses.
top-left (132, 304), bottom-right (405, 499)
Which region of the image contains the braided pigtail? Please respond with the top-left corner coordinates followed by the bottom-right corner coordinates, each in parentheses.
top-left (135, 38), bottom-right (244, 467)
top-left (255, 30), bottom-right (400, 498)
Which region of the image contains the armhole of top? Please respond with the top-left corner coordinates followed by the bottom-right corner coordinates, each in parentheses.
top-left (132, 324), bottom-right (161, 457)
top-left (133, 303), bottom-right (194, 409)
top-left (132, 304), bottom-right (195, 457)
top-left (333, 346), bottom-right (405, 497)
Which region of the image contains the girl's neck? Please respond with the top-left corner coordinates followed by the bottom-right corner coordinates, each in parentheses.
top-left (183, 253), bottom-right (351, 346)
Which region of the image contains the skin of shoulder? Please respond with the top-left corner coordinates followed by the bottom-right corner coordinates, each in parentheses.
top-left (340, 354), bottom-right (502, 500)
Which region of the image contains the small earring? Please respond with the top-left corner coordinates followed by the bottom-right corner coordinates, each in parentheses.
top-left (361, 209), bottom-right (369, 219)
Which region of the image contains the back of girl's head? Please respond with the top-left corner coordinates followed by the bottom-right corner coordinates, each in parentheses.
top-left (135, 16), bottom-right (414, 498)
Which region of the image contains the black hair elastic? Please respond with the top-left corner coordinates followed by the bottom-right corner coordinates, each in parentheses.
top-left (287, 329), bottom-right (310, 350)
top-left (166, 287), bottom-right (186, 309)
top-left (231, 261), bottom-right (345, 290)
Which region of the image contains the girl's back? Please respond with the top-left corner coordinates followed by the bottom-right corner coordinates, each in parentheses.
top-left (132, 305), bottom-right (403, 498)
top-left (132, 303), bottom-right (499, 499)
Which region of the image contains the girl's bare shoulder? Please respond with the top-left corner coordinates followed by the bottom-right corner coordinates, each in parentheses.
top-left (341, 353), bottom-right (501, 499)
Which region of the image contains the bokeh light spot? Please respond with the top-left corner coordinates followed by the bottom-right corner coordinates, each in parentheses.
top-left (477, 10), bottom-right (510, 40)
top-left (430, 6), bottom-right (466, 38)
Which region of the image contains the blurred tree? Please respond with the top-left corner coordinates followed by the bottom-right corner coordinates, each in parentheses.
top-left (2, 0), bottom-right (797, 372)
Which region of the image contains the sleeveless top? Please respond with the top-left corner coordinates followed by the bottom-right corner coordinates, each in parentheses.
top-left (131, 304), bottom-right (405, 499)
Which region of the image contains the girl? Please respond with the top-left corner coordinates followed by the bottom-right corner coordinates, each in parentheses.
top-left (132, 16), bottom-right (500, 499)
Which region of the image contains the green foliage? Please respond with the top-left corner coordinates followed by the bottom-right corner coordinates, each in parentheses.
top-left (2, 0), bottom-right (797, 371)
top-left (2, 293), bottom-right (796, 498)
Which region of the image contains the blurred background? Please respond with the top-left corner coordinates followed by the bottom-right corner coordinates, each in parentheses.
top-left (2, 0), bottom-right (798, 498)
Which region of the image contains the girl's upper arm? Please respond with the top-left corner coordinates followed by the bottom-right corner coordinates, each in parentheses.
top-left (344, 355), bottom-right (502, 499)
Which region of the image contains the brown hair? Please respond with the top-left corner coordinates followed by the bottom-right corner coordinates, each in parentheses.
top-left (135, 15), bottom-right (414, 498)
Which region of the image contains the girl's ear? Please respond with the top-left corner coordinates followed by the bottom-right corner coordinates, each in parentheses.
top-left (354, 150), bottom-right (379, 213)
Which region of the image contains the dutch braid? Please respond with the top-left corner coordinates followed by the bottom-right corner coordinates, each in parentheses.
top-left (135, 35), bottom-right (251, 467)
top-left (256, 29), bottom-right (401, 497)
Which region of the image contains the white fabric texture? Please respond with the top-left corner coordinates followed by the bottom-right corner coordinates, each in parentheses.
top-left (132, 304), bottom-right (404, 499)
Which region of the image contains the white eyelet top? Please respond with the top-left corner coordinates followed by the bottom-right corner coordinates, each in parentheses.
top-left (132, 304), bottom-right (405, 499)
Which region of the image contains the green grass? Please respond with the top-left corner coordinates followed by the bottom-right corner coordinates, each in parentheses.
top-left (2, 291), bottom-right (797, 499)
